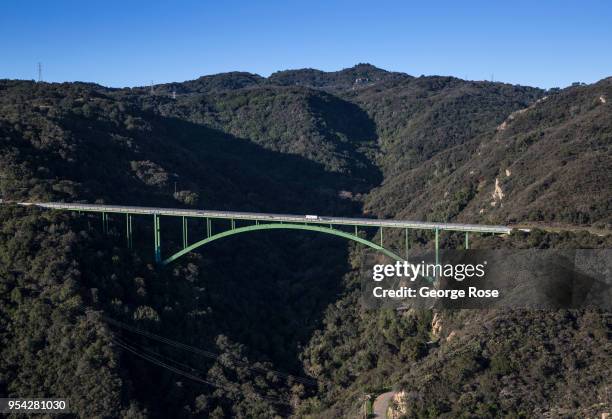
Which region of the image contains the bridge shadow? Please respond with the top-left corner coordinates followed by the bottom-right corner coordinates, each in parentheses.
top-left (37, 104), bottom-right (381, 216)
top-left (60, 109), bottom-right (381, 213)
top-left (149, 112), bottom-right (381, 213)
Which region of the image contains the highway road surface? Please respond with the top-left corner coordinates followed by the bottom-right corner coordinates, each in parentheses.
top-left (16, 202), bottom-right (513, 234)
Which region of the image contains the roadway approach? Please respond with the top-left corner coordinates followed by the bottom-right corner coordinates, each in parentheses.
top-left (17, 202), bottom-right (513, 265)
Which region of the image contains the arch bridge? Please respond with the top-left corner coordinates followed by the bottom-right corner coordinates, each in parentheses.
top-left (19, 202), bottom-right (512, 265)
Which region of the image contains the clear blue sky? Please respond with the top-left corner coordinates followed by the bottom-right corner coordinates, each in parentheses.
top-left (1, 0), bottom-right (611, 89)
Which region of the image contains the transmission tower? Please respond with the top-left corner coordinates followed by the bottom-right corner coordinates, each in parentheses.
top-left (37, 62), bottom-right (42, 82)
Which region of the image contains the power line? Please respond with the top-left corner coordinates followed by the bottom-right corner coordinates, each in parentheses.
top-left (19, 288), bottom-right (318, 387)
top-left (11, 287), bottom-right (297, 406)
top-left (96, 309), bottom-right (318, 386)
top-left (111, 337), bottom-right (291, 406)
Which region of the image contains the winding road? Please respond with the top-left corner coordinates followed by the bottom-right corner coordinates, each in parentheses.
top-left (372, 391), bottom-right (394, 418)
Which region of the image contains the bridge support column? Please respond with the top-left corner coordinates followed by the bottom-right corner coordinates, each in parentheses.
top-left (153, 214), bottom-right (161, 263)
top-left (435, 228), bottom-right (439, 266)
top-left (405, 228), bottom-right (410, 259)
top-left (102, 212), bottom-right (108, 234)
top-left (206, 218), bottom-right (212, 237)
top-left (380, 227), bottom-right (383, 247)
top-left (182, 216), bottom-right (188, 248)
top-left (465, 232), bottom-right (469, 249)
top-left (126, 214), bottom-right (133, 249)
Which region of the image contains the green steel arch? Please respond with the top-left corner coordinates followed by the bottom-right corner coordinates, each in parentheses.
top-left (162, 222), bottom-right (404, 265)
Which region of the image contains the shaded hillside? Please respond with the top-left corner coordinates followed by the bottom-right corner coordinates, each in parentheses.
top-left (0, 80), bottom-right (365, 213)
top-left (151, 85), bottom-right (382, 187)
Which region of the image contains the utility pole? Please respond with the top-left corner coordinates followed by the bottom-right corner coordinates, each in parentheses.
top-left (37, 62), bottom-right (42, 82)
top-left (150, 80), bottom-right (154, 95)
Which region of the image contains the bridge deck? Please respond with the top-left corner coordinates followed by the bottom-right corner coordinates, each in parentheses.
top-left (18, 202), bottom-right (512, 234)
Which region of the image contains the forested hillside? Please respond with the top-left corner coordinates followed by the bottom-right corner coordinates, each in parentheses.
top-left (0, 65), bottom-right (610, 418)
top-left (358, 77), bottom-right (612, 227)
